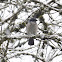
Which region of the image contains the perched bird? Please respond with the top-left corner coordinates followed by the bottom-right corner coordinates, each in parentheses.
top-left (26, 18), bottom-right (38, 45)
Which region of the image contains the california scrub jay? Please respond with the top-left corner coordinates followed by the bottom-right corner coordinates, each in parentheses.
top-left (26, 18), bottom-right (38, 45)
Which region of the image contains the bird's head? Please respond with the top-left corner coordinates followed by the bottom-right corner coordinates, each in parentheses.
top-left (29, 18), bottom-right (37, 22)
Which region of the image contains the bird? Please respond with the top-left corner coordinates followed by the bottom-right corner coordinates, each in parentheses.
top-left (26, 18), bottom-right (38, 45)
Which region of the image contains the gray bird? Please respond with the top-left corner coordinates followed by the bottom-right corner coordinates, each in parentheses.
top-left (26, 18), bottom-right (38, 45)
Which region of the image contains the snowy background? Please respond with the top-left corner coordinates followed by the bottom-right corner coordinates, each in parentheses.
top-left (0, 0), bottom-right (62, 62)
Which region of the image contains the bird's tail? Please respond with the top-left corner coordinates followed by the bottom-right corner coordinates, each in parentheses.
top-left (28, 37), bottom-right (34, 45)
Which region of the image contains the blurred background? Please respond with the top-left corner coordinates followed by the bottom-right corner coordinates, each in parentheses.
top-left (0, 0), bottom-right (62, 62)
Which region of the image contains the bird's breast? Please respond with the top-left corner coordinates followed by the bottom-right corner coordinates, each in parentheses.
top-left (26, 22), bottom-right (38, 35)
